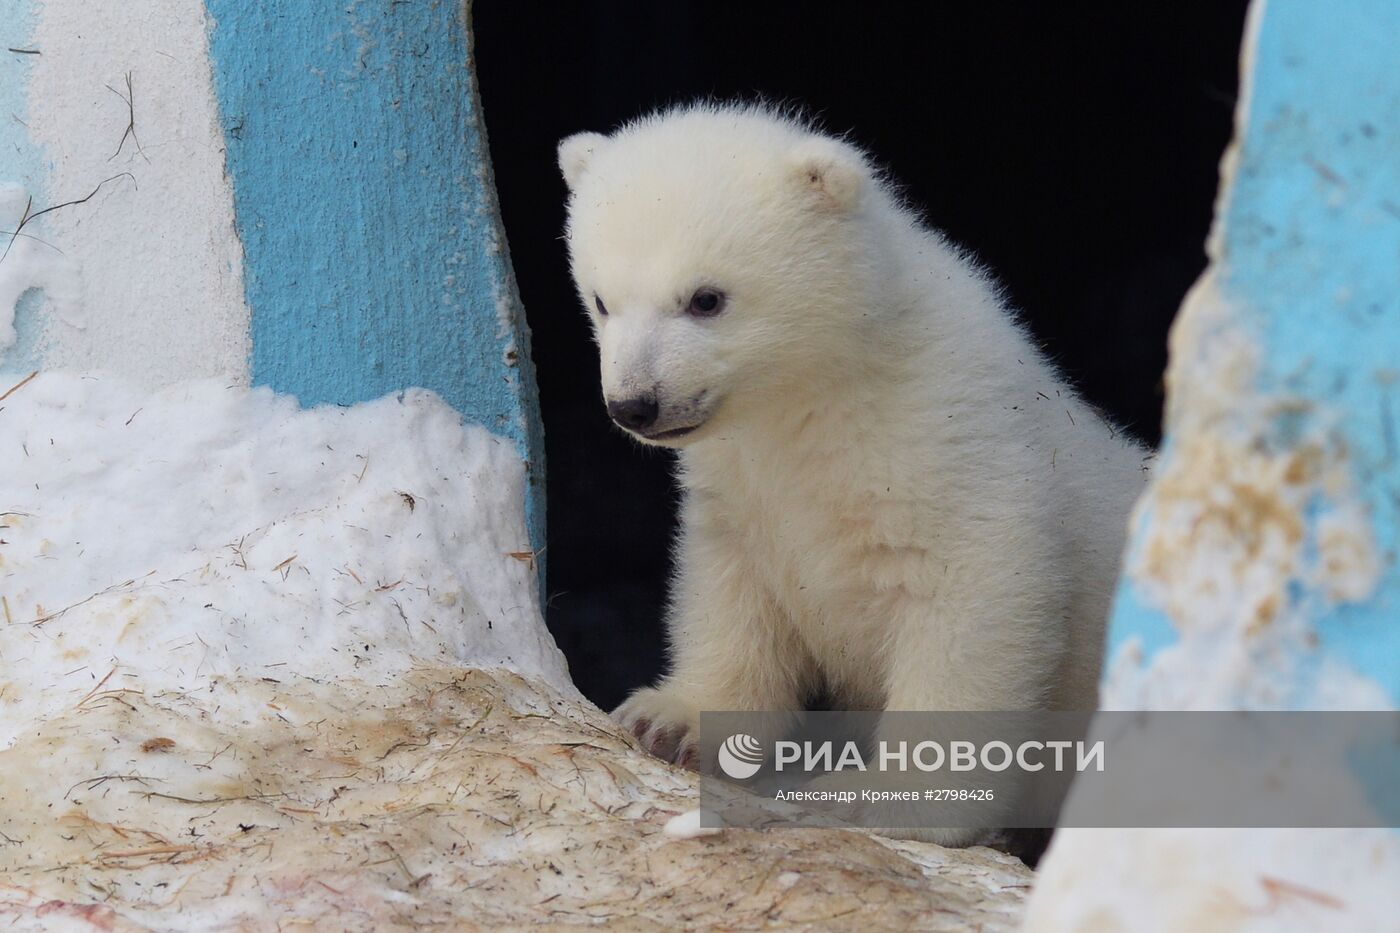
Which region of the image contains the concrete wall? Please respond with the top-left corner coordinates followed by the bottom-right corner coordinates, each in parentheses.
top-left (0, 0), bottom-right (543, 554)
top-left (1093, 0), bottom-right (1399, 713)
top-left (1027, 1), bottom-right (1399, 927)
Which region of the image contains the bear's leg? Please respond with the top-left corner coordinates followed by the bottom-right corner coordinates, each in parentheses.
top-left (861, 578), bottom-right (1065, 846)
top-left (613, 518), bottom-right (813, 770)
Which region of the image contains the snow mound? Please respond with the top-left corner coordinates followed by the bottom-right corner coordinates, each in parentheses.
top-left (0, 373), bottom-right (572, 749)
top-left (0, 374), bottom-right (1034, 929)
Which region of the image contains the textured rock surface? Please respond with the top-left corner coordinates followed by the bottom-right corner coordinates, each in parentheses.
top-left (0, 668), bottom-right (1032, 930)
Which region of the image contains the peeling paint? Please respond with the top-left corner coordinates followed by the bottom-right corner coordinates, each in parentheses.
top-left (1029, 1), bottom-right (1400, 926)
top-left (1106, 275), bottom-right (1388, 711)
top-left (1102, 0), bottom-right (1400, 710)
top-left (203, 0), bottom-right (544, 557)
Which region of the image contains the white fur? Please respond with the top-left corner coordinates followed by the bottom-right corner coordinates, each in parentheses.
top-left (559, 104), bottom-right (1150, 844)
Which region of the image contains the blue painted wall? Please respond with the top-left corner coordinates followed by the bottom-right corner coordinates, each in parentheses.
top-left (1230, 1), bottom-right (1400, 693)
top-left (1106, 0), bottom-right (1400, 702)
top-left (204, 0), bottom-right (545, 558)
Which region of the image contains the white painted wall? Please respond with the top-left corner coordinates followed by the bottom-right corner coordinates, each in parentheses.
top-left (0, 0), bottom-right (249, 384)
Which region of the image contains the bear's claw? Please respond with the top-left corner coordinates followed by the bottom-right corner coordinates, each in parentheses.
top-left (613, 689), bottom-right (702, 772)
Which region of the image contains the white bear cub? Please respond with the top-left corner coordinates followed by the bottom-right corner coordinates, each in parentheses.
top-left (558, 104), bottom-right (1148, 839)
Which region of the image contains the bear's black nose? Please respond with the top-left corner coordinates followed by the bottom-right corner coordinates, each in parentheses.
top-left (607, 396), bottom-right (659, 432)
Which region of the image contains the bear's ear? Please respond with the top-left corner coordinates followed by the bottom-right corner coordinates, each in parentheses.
top-left (787, 137), bottom-right (866, 212)
top-left (558, 132), bottom-right (609, 191)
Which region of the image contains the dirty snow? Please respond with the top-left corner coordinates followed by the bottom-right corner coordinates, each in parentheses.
top-left (0, 373), bottom-right (572, 750)
top-left (0, 372), bottom-right (1037, 931)
top-left (662, 808), bottom-right (721, 840)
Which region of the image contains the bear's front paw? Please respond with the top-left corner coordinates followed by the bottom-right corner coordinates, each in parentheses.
top-left (612, 687), bottom-right (700, 771)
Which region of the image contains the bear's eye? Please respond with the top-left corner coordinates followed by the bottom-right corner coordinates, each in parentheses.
top-left (594, 294), bottom-right (608, 317)
top-left (686, 287), bottom-right (726, 318)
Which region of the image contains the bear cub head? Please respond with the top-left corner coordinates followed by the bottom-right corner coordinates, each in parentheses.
top-left (559, 104), bottom-right (883, 447)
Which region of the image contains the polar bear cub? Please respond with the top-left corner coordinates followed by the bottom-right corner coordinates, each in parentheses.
top-left (558, 104), bottom-right (1148, 819)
